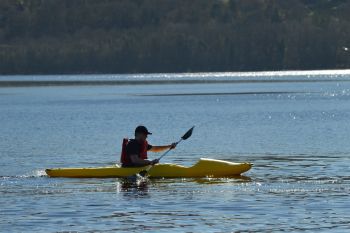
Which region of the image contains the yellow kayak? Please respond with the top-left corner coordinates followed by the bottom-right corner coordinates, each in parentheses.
top-left (45, 158), bottom-right (252, 178)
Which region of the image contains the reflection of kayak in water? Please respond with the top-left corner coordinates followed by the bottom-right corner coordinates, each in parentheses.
top-left (45, 158), bottom-right (252, 178)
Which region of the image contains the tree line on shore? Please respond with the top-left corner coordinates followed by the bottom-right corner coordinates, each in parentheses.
top-left (0, 0), bottom-right (350, 74)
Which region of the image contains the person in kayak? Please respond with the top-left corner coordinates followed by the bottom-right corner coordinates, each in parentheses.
top-left (120, 125), bottom-right (176, 167)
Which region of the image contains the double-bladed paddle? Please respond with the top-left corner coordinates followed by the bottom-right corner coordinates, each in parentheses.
top-left (138, 126), bottom-right (195, 177)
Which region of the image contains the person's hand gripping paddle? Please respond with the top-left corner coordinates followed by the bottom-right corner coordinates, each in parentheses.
top-left (138, 126), bottom-right (195, 177)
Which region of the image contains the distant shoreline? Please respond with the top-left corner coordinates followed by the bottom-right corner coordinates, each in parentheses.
top-left (1, 69), bottom-right (350, 77)
top-left (2, 1), bottom-right (350, 77)
top-left (1, 79), bottom-right (349, 87)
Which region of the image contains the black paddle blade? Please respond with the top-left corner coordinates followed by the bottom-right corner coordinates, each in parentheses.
top-left (181, 126), bottom-right (195, 140)
top-left (138, 170), bottom-right (148, 177)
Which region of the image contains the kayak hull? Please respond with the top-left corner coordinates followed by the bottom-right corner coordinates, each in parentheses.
top-left (45, 158), bottom-right (252, 178)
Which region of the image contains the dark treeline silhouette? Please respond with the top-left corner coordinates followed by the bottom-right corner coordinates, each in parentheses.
top-left (1, 0), bottom-right (350, 74)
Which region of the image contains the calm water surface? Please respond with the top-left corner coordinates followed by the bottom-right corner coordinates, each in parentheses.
top-left (1, 71), bottom-right (350, 232)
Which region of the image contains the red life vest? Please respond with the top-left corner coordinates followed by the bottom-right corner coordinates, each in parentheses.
top-left (139, 140), bottom-right (149, 160)
top-left (120, 138), bottom-right (148, 165)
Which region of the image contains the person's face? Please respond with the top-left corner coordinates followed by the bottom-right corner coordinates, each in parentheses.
top-left (141, 133), bottom-right (147, 141)
top-left (136, 132), bottom-right (147, 141)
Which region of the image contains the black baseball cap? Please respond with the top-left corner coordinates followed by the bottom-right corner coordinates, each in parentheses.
top-left (135, 125), bottom-right (152, 135)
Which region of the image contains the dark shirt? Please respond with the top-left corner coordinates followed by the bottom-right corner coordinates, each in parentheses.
top-left (123, 139), bottom-right (152, 167)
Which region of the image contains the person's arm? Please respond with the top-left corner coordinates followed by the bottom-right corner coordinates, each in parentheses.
top-left (149, 143), bottom-right (177, 152)
top-left (130, 154), bottom-right (158, 166)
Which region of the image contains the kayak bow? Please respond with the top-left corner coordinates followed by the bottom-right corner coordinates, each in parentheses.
top-left (45, 158), bottom-right (252, 178)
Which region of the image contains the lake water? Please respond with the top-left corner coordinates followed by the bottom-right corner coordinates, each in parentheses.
top-left (1, 71), bottom-right (350, 232)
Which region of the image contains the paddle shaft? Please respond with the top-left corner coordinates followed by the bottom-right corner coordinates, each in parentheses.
top-left (157, 139), bottom-right (182, 161)
top-left (140, 126), bottom-right (194, 176)
top-left (142, 139), bottom-right (182, 173)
